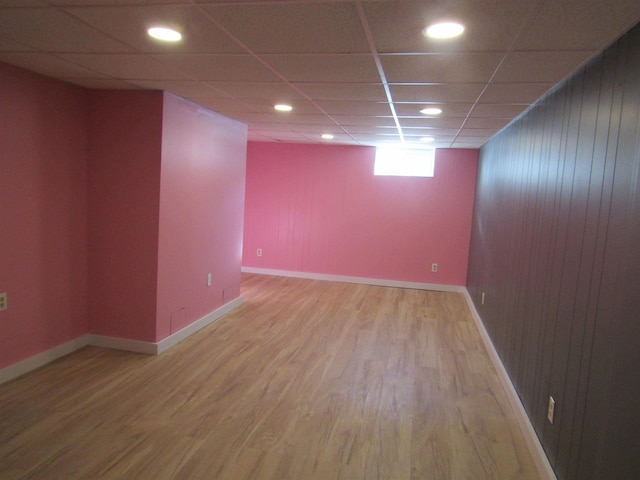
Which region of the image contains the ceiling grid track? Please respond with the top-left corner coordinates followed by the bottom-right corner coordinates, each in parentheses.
top-left (355, 0), bottom-right (404, 144)
top-left (449, 0), bottom-right (546, 148)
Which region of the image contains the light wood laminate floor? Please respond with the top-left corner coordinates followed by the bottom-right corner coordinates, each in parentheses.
top-left (0, 274), bottom-right (541, 479)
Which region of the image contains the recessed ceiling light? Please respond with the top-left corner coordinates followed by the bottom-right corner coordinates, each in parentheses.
top-left (274, 104), bottom-right (293, 112)
top-left (321, 134), bottom-right (334, 140)
top-left (147, 27), bottom-right (182, 42)
top-left (420, 107), bottom-right (443, 115)
top-left (420, 136), bottom-right (435, 143)
top-left (423, 22), bottom-right (464, 39)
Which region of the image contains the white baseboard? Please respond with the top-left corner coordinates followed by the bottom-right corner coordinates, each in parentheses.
top-left (0, 335), bottom-right (89, 385)
top-left (89, 296), bottom-right (244, 355)
top-left (462, 288), bottom-right (557, 480)
top-left (156, 296), bottom-right (243, 354)
top-left (86, 333), bottom-right (158, 355)
top-left (241, 266), bottom-right (465, 293)
top-left (0, 297), bottom-right (244, 385)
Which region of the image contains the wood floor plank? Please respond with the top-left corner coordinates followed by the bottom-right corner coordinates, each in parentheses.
top-left (0, 274), bottom-right (541, 479)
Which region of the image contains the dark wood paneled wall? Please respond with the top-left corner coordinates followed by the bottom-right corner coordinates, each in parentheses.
top-left (466, 22), bottom-right (640, 480)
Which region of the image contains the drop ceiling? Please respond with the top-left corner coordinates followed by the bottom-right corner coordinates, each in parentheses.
top-left (1, 0), bottom-right (639, 148)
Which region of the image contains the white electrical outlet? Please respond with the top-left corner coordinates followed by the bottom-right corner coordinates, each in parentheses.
top-left (0, 292), bottom-right (7, 311)
top-left (431, 263), bottom-right (438, 273)
top-left (207, 274), bottom-right (212, 287)
top-left (257, 248), bottom-right (262, 257)
top-left (547, 396), bottom-right (556, 424)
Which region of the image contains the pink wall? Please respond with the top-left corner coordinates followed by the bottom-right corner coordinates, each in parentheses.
top-left (0, 63), bottom-right (89, 369)
top-left (1, 63), bottom-right (248, 368)
top-left (156, 93), bottom-right (247, 341)
top-left (242, 142), bottom-right (478, 286)
top-left (87, 91), bottom-right (164, 342)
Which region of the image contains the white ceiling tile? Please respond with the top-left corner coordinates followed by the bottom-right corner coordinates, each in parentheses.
top-left (389, 83), bottom-right (485, 103)
top-left (61, 53), bottom-right (190, 80)
top-left (201, 2), bottom-right (369, 54)
top-left (463, 117), bottom-right (511, 129)
top-left (188, 98), bottom-right (259, 113)
top-left (241, 99), bottom-right (324, 115)
top-left (63, 5), bottom-right (244, 54)
top-left (0, 37), bottom-right (35, 52)
top-left (515, 0), bottom-right (640, 51)
top-left (342, 125), bottom-right (399, 134)
top-left (293, 83), bottom-right (387, 102)
top-left (479, 83), bottom-right (555, 104)
top-left (265, 114), bottom-right (335, 126)
top-left (470, 103), bottom-right (529, 118)
top-left (457, 128), bottom-right (501, 137)
top-left (251, 131), bottom-right (309, 143)
top-left (0, 0), bottom-right (49, 7)
top-left (403, 127), bottom-right (461, 136)
top-left (492, 51), bottom-right (595, 83)
top-left (248, 123), bottom-right (296, 133)
top-left (314, 101), bottom-right (392, 116)
top-left (152, 54), bottom-right (281, 82)
top-left (0, 8), bottom-right (133, 53)
top-left (48, 0), bottom-right (180, 4)
top-left (380, 53), bottom-right (504, 83)
top-left (301, 133), bottom-right (357, 144)
top-left (350, 133), bottom-right (403, 144)
top-left (226, 112), bottom-right (284, 124)
top-left (407, 135), bottom-right (450, 143)
top-left (291, 124), bottom-right (346, 134)
top-left (363, 0), bottom-right (533, 53)
top-left (1, 0), bottom-right (638, 148)
top-left (263, 54), bottom-right (380, 83)
top-left (394, 102), bottom-right (474, 117)
top-left (129, 80), bottom-right (224, 98)
top-left (0, 52), bottom-right (104, 78)
top-left (453, 135), bottom-right (493, 142)
top-left (207, 82), bottom-right (306, 101)
top-left (399, 117), bottom-right (464, 129)
top-left (333, 116), bottom-right (397, 127)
